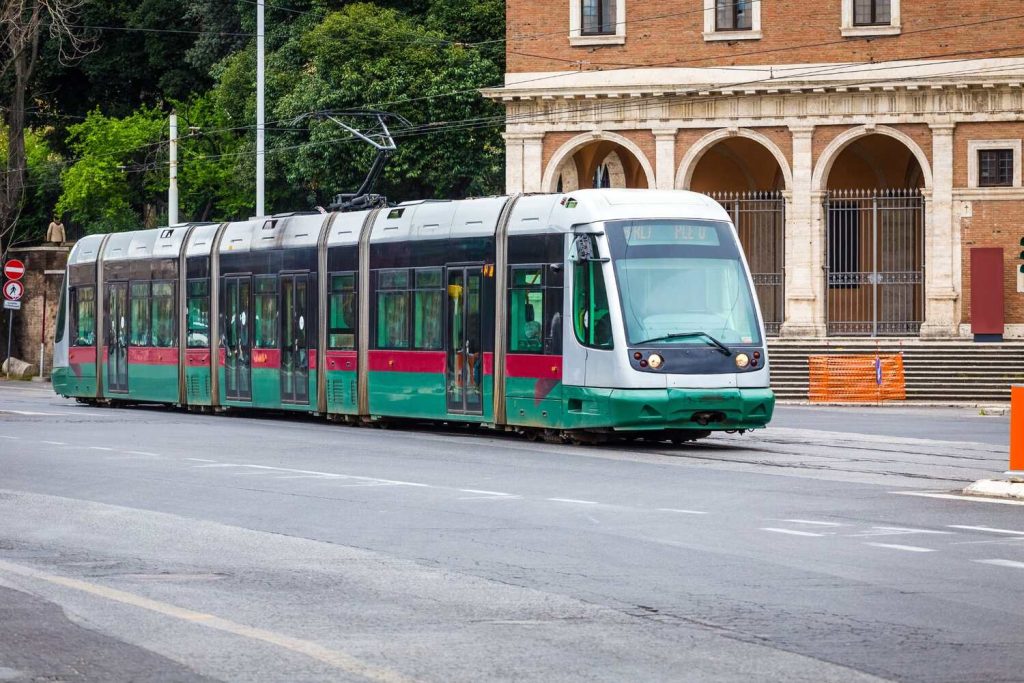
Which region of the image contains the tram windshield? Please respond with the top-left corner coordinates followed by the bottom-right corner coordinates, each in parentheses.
top-left (604, 219), bottom-right (762, 347)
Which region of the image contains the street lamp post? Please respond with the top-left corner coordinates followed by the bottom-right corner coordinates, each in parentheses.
top-left (255, 0), bottom-right (265, 218)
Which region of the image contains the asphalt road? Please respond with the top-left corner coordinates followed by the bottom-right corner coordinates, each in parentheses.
top-left (0, 381), bottom-right (1021, 682)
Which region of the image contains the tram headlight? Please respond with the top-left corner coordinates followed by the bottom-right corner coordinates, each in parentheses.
top-left (648, 353), bottom-right (664, 369)
top-left (735, 353), bottom-right (750, 369)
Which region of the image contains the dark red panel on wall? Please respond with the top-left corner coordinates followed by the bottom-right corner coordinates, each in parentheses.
top-left (971, 247), bottom-right (1004, 336)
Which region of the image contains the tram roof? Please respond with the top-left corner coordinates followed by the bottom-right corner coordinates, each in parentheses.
top-left (77, 190), bottom-right (729, 262)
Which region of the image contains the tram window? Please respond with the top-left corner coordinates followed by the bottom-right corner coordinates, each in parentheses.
top-left (129, 282), bottom-right (151, 346)
top-left (70, 286), bottom-right (96, 346)
top-left (509, 267), bottom-right (544, 353)
top-left (254, 276), bottom-right (278, 349)
top-left (151, 281), bottom-right (176, 348)
top-left (572, 242), bottom-right (613, 349)
top-left (55, 277), bottom-right (67, 345)
top-left (377, 269), bottom-right (409, 349)
top-left (328, 272), bottom-right (356, 350)
top-left (413, 268), bottom-right (443, 350)
top-left (187, 279), bottom-right (210, 348)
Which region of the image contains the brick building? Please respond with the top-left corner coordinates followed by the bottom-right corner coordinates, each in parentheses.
top-left (484, 0), bottom-right (1024, 340)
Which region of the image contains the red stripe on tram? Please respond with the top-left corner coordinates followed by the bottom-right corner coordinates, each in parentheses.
top-left (325, 350), bottom-right (357, 372)
top-left (69, 347), bottom-right (97, 364)
top-left (505, 354), bottom-right (563, 380)
top-left (185, 349), bottom-right (211, 367)
top-left (127, 347), bottom-right (179, 366)
top-left (251, 349), bottom-right (281, 369)
top-left (368, 350), bottom-right (446, 374)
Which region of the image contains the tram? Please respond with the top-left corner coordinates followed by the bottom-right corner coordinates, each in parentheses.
top-left (51, 189), bottom-right (774, 443)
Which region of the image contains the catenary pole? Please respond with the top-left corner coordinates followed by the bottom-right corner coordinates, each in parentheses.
top-left (169, 111), bottom-right (179, 225)
top-left (255, 0), bottom-right (265, 218)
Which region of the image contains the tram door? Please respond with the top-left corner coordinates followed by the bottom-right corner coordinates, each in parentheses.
top-left (280, 273), bottom-right (308, 404)
top-left (223, 275), bottom-right (252, 401)
top-left (445, 266), bottom-right (483, 415)
top-left (106, 281), bottom-right (129, 393)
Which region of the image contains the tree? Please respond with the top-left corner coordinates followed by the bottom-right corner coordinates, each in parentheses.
top-left (0, 0), bottom-right (92, 258)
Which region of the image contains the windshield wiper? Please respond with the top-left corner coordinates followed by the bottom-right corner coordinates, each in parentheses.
top-left (634, 331), bottom-right (732, 356)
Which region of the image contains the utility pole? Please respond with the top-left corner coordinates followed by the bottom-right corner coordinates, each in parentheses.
top-left (255, 0), bottom-right (265, 218)
top-left (169, 111), bottom-right (179, 225)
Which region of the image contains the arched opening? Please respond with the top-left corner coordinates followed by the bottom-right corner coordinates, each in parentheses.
top-left (549, 139), bottom-right (650, 193)
top-left (822, 133), bottom-right (926, 337)
top-left (686, 135), bottom-right (787, 335)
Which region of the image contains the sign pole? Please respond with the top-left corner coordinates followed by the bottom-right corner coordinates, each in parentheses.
top-left (5, 309), bottom-right (12, 379)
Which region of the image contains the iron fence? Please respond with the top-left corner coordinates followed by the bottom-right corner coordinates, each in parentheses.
top-left (823, 189), bottom-right (924, 337)
top-left (709, 191), bottom-right (785, 336)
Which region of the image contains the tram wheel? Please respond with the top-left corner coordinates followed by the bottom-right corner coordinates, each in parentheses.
top-left (669, 430), bottom-right (711, 446)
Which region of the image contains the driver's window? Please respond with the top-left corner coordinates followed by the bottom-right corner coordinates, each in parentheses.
top-left (572, 236), bottom-right (613, 349)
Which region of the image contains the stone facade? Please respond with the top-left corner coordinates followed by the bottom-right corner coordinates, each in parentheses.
top-left (1, 246), bottom-right (70, 376)
top-left (486, 1), bottom-right (1024, 339)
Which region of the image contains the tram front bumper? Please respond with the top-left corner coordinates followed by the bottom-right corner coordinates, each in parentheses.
top-left (563, 386), bottom-right (775, 432)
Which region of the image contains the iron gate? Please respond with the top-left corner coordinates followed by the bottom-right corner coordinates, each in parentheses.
top-left (709, 191), bottom-right (785, 336)
top-left (824, 189), bottom-right (924, 336)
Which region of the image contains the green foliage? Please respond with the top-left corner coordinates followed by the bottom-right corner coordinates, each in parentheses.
top-left (56, 108), bottom-right (167, 233)
top-left (0, 127), bottom-right (64, 245)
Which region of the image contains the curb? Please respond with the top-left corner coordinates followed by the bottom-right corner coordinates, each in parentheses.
top-left (776, 400), bottom-right (1009, 413)
top-left (962, 479), bottom-right (1024, 501)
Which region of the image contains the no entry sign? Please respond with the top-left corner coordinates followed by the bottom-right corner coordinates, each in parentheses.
top-left (3, 280), bottom-right (24, 301)
top-left (3, 259), bottom-right (25, 280)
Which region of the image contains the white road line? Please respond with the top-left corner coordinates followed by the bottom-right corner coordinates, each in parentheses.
top-left (891, 491), bottom-right (1024, 506)
top-left (864, 542), bottom-right (936, 553)
top-left (458, 489), bottom-right (514, 497)
top-left (0, 559), bottom-right (416, 683)
top-left (41, 441), bottom-right (67, 446)
top-left (185, 458), bottom-right (215, 463)
top-left (0, 410), bottom-right (58, 416)
top-left (761, 527), bottom-right (826, 537)
top-left (849, 526), bottom-right (952, 537)
top-left (949, 525), bottom-right (1024, 536)
top-left (0, 435), bottom-right (17, 439)
top-left (548, 498), bottom-right (599, 505)
top-left (657, 508), bottom-right (708, 515)
top-left (87, 446), bottom-right (114, 452)
top-left (784, 519), bottom-right (843, 526)
top-left (128, 451), bottom-right (161, 457)
top-left (192, 463), bottom-right (430, 488)
top-left (974, 559), bottom-right (1024, 570)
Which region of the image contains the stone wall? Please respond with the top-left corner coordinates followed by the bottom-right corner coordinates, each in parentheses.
top-left (1, 246), bottom-right (70, 376)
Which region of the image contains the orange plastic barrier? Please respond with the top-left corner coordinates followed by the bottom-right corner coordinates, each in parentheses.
top-left (1011, 385), bottom-right (1024, 474)
top-left (808, 354), bottom-right (906, 403)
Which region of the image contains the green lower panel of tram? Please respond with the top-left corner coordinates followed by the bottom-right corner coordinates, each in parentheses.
top-left (52, 367), bottom-right (96, 398)
top-left (216, 367), bottom-right (315, 410)
top-left (325, 370), bottom-right (358, 414)
top-left (367, 371), bottom-right (494, 422)
top-left (506, 384), bottom-right (774, 432)
top-left (125, 363), bottom-right (179, 403)
top-left (185, 365), bottom-right (212, 405)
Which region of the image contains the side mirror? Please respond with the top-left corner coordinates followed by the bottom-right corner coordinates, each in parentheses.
top-left (570, 234), bottom-right (595, 263)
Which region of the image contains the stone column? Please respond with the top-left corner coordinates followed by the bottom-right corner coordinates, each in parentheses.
top-left (780, 125), bottom-right (826, 338)
top-left (502, 133), bottom-right (525, 194)
top-left (521, 134), bottom-right (545, 194)
top-left (920, 122), bottom-right (959, 338)
top-left (653, 128), bottom-right (678, 190)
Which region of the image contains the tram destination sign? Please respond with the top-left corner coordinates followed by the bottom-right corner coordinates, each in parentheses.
top-left (622, 222), bottom-right (721, 247)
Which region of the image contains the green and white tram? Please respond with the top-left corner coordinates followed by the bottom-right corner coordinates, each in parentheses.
top-left (51, 189), bottom-right (774, 443)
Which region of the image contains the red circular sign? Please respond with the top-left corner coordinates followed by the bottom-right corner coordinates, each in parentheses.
top-left (3, 280), bottom-right (24, 301)
top-left (3, 259), bottom-right (25, 280)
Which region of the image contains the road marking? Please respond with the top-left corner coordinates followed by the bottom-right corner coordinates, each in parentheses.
top-left (849, 526), bottom-right (952, 537)
top-left (186, 458), bottom-right (215, 463)
top-left (0, 410), bottom-right (59, 416)
top-left (548, 498), bottom-right (599, 505)
top-left (127, 451), bottom-right (161, 457)
top-left (192, 463), bottom-right (430, 488)
top-left (948, 525), bottom-right (1024, 536)
top-left (784, 519), bottom-right (843, 527)
top-left (0, 435), bottom-right (17, 439)
top-left (657, 508), bottom-right (708, 515)
top-left (974, 559), bottom-right (1024, 570)
top-left (87, 446), bottom-right (114, 452)
top-left (0, 559), bottom-right (416, 683)
top-left (761, 527), bottom-right (825, 537)
top-left (41, 441), bottom-right (67, 446)
top-left (864, 542), bottom-right (936, 553)
top-left (458, 489), bottom-right (514, 497)
top-left (891, 491), bottom-right (1024, 506)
